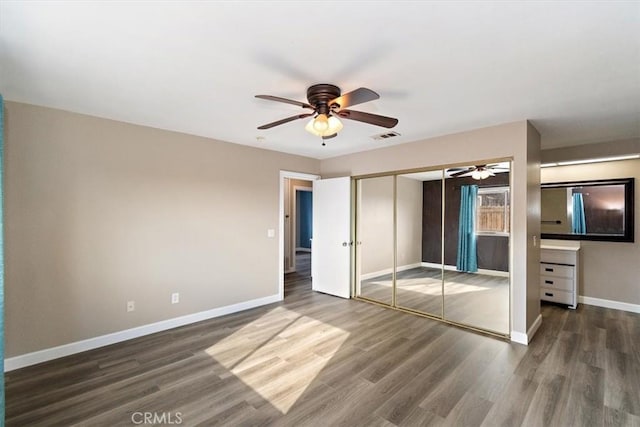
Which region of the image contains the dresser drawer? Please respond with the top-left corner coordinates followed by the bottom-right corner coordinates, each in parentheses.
top-left (540, 276), bottom-right (573, 291)
top-left (540, 249), bottom-right (576, 265)
top-left (540, 263), bottom-right (574, 279)
top-left (540, 288), bottom-right (574, 305)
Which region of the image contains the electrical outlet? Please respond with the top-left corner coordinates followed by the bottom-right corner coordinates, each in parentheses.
top-left (171, 292), bottom-right (180, 304)
top-left (127, 301), bottom-right (135, 312)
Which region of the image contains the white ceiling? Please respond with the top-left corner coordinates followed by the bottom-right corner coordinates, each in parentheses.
top-left (1, 1), bottom-right (638, 160)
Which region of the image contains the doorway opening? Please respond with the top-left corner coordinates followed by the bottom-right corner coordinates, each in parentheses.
top-left (279, 171), bottom-right (320, 300)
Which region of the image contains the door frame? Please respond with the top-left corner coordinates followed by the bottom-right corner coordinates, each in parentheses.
top-left (279, 171), bottom-right (320, 300)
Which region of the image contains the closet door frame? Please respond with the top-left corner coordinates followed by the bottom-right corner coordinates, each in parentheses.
top-left (353, 159), bottom-right (512, 340)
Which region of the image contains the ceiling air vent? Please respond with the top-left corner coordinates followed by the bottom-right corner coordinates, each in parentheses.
top-left (371, 131), bottom-right (401, 141)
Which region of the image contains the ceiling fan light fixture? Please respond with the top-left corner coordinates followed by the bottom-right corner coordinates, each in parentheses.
top-left (327, 115), bottom-right (343, 134)
top-left (305, 114), bottom-right (343, 137)
top-left (471, 169), bottom-right (492, 180)
top-left (313, 114), bottom-right (329, 132)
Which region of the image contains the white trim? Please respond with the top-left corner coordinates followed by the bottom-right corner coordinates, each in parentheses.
top-left (4, 294), bottom-right (281, 372)
top-left (579, 295), bottom-right (640, 314)
top-left (420, 262), bottom-right (509, 278)
top-left (511, 313), bottom-right (542, 345)
top-left (359, 263), bottom-right (422, 280)
top-left (279, 171), bottom-right (320, 301)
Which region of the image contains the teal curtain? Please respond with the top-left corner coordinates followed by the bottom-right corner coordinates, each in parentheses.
top-left (456, 185), bottom-right (478, 273)
top-left (572, 193), bottom-right (586, 234)
top-left (0, 95), bottom-right (5, 424)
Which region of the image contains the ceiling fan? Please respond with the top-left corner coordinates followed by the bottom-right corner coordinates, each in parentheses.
top-left (447, 164), bottom-right (510, 180)
top-left (255, 84), bottom-right (398, 143)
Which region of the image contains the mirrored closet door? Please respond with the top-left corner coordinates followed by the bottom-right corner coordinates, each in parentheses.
top-left (354, 161), bottom-right (511, 337)
top-left (395, 171), bottom-right (443, 317)
top-left (443, 163), bottom-right (510, 335)
top-left (356, 176), bottom-right (394, 305)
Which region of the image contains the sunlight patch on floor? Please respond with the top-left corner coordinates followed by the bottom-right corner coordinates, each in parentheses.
top-left (205, 306), bottom-right (349, 414)
top-left (368, 278), bottom-right (498, 295)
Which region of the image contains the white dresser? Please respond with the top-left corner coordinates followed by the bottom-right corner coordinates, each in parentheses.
top-left (540, 241), bottom-right (580, 309)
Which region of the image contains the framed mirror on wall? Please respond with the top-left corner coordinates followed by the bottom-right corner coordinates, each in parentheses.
top-left (541, 178), bottom-right (634, 242)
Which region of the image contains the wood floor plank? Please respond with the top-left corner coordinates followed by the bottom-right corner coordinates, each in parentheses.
top-left (479, 374), bottom-right (538, 426)
top-left (520, 372), bottom-right (570, 427)
top-left (398, 405), bottom-right (446, 427)
top-left (440, 392), bottom-right (494, 427)
top-left (374, 331), bottom-right (484, 424)
top-left (604, 405), bottom-right (640, 427)
top-left (418, 338), bottom-right (504, 418)
top-left (559, 361), bottom-right (606, 426)
top-left (605, 349), bottom-right (640, 416)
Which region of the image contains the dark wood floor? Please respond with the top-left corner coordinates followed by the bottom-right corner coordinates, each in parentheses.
top-left (5, 252), bottom-right (640, 426)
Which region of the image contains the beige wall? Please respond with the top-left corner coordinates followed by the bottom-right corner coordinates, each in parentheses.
top-left (357, 176), bottom-right (394, 275)
top-left (526, 122), bottom-right (542, 329)
top-left (357, 175), bottom-right (423, 276)
top-left (322, 120), bottom-right (541, 337)
top-left (4, 102), bottom-right (320, 357)
top-left (541, 188), bottom-right (571, 234)
top-left (542, 138), bottom-right (640, 163)
top-left (396, 176), bottom-right (423, 268)
top-left (541, 158), bottom-right (640, 305)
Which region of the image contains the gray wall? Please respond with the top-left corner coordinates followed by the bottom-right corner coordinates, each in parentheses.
top-left (4, 102), bottom-right (320, 357)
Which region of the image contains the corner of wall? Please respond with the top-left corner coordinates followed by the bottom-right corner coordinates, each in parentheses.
top-left (526, 121), bottom-right (542, 332)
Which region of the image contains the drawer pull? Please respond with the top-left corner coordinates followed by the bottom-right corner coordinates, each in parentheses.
top-left (545, 292), bottom-right (554, 297)
top-left (545, 268), bottom-right (554, 272)
top-left (545, 280), bottom-right (554, 284)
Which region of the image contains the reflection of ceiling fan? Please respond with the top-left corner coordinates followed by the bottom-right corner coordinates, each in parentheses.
top-left (255, 84), bottom-right (398, 143)
top-left (447, 164), bottom-right (510, 180)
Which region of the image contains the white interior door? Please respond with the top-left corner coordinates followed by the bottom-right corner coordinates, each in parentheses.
top-left (312, 177), bottom-right (351, 298)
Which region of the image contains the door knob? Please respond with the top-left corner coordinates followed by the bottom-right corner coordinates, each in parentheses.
top-left (342, 242), bottom-right (348, 247)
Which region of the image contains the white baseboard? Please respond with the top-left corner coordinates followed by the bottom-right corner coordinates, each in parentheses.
top-left (511, 314), bottom-right (542, 345)
top-left (360, 263), bottom-right (422, 280)
top-left (579, 295), bottom-right (640, 314)
top-left (4, 294), bottom-right (281, 372)
top-left (421, 262), bottom-right (509, 278)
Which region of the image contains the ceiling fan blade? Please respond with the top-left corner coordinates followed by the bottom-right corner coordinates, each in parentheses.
top-left (257, 113), bottom-right (314, 130)
top-left (336, 109), bottom-right (398, 128)
top-left (255, 95), bottom-right (314, 110)
top-left (330, 87), bottom-right (379, 109)
top-left (449, 169), bottom-right (471, 177)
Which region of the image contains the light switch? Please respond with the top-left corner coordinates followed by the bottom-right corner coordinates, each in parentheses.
top-left (267, 229), bottom-right (275, 238)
